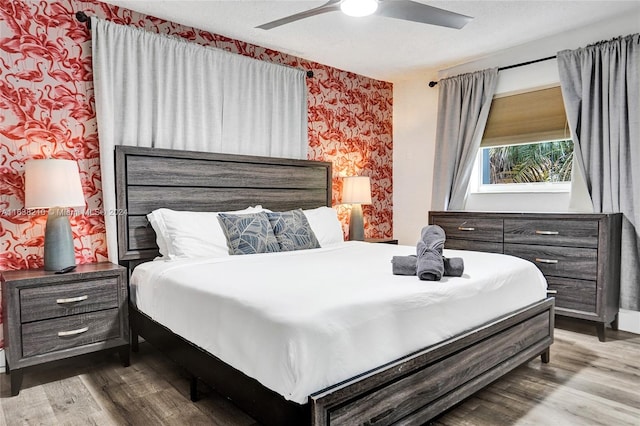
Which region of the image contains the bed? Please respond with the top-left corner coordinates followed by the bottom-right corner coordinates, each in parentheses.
top-left (115, 145), bottom-right (554, 425)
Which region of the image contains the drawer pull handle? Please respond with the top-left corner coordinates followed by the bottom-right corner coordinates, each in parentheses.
top-left (458, 227), bottom-right (475, 231)
top-left (535, 258), bottom-right (559, 264)
top-left (547, 289), bottom-right (558, 295)
top-left (58, 327), bottom-right (89, 337)
top-left (56, 295), bottom-right (88, 304)
top-left (535, 230), bottom-right (559, 235)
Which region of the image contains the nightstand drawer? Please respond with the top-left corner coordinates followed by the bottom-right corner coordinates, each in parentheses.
top-left (20, 278), bottom-right (120, 323)
top-left (504, 219), bottom-right (598, 248)
top-left (547, 277), bottom-right (596, 313)
top-left (22, 308), bottom-right (121, 357)
top-left (432, 217), bottom-right (503, 242)
top-left (504, 243), bottom-right (597, 280)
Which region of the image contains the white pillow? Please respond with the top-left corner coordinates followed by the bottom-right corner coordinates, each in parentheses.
top-left (147, 206), bottom-right (264, 259)
top-left (147, 211), bottom-right (171, 258)
top-left (303, 206), bottom-right (344, 247)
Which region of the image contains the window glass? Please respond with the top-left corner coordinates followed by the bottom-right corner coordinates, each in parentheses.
top-left (481, 139), bottom-right (573, 184)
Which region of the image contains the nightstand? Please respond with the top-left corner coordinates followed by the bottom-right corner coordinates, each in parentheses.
top-left (1, 262), bottom-right (129, 395)
top-left (364, 238), bottom-right (399, 245)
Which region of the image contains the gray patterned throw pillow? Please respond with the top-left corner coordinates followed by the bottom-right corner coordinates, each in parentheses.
top-left (218, 212), bottom-right (280, 255)
top-left (267, 209), bottom-right (321, 252)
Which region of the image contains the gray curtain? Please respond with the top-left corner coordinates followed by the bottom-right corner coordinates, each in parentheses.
top-left (431, 68), bottom-right (498, 210)
top-left (557, 34), bottom-right (640, 311)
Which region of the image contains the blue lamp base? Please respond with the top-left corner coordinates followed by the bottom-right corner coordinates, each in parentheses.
top-left (349, 204), bottom-right (365, 241)
top-left (44, 208), bottom-right (76, 271)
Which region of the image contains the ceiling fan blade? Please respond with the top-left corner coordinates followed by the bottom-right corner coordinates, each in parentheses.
top-left (377, 0), bottom-right (472, 29)
top-left (256, 0), bottom-right (342, 30)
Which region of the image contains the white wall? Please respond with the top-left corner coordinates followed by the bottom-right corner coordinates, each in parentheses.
top-left (392, 76), bottom-right (439, 245)
top-left (392, 11), bottom-right (640, 333)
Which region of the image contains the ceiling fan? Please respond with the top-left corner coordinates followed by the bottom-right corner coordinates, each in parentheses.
top-left (256, 0), bottom-right (472, 30)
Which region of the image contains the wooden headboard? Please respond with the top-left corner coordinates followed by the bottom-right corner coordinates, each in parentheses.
top-left (115, 146), bottom-right (332, 263)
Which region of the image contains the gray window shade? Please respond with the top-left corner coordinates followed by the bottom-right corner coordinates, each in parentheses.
top-left (481, 86), bottom-right (568, 147)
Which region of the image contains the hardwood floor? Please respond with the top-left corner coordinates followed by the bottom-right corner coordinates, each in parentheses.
top-left (1, 318), bottom-right (638, 425)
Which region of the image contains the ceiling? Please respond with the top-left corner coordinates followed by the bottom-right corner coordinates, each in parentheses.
top-left (103, 1), bottom-right (640, 81)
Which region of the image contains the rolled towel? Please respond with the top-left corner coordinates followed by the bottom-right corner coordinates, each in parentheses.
top-left (443, 257), bottom-right (464, 277)
top-left (392, 255), bottom-right (465, 277)
top-left (392, 255), bottom-right (417, 275)
top-left (416, 225), bottom-right (445, 281)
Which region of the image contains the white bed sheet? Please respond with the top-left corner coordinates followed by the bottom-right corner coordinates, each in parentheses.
top-left (130, 242), bottom-right (547, 404)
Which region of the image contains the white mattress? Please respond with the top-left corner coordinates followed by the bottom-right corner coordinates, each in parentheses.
top-left (130, 242), bottom-right (547, 404)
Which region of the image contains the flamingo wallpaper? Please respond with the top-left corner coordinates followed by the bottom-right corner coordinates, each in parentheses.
top-left (0, 0), bottom-right (393, 346)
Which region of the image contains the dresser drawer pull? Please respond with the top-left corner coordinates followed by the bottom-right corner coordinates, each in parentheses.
top-left (57, 327), bottom-right (89, 337)
top-left (535, 258), bottom-right (559, 264)
top-left (535, 230), bottom-right (559, 235)
top-left (458, 227), bottom-right (475, 231)
top-left (56, 295), bottom-right (88, 304)
top-left (547, 289), bottom-right (558, 295)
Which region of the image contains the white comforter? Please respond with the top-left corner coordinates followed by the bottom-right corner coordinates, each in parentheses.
top-left (131, 242), bottom-right (547, 403)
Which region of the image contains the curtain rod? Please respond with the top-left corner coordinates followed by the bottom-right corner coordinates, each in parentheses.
top-left (428, 55), bottom-right (557, 87)
top-left (73, 11), bottom-right (314, 78)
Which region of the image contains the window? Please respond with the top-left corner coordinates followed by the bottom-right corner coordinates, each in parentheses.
top-left (472, 86), bottom-right (573, 193)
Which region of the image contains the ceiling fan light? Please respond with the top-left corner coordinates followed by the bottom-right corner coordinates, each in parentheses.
top-left (340, 0), bottom-right (378, 17)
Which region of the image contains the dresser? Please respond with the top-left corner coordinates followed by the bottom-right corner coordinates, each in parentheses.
top-left (1, 262), bottom-right (129, 395)
top-left (429, 211), bottom-right (622, 342)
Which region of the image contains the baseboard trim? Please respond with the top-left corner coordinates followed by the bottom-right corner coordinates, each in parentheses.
top-left (618, 309), bottom-right (640, 334)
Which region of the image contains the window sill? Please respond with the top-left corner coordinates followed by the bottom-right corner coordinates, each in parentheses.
top-left (471, 183), bottom-right (571, 194)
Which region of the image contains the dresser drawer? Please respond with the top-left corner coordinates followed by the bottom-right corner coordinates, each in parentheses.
top-left (504, 219), bottom-right (598, 248)
top-left (432, 217), bottom-right (503, 242)
top-left (20, 278), bottom-right (119, 323)
top-left (445, 239), bottom-right (503, 254)
top-left (546, 277), bottom-right (596, 313)
top-left (22, 308), bottom-right (121, 357)
top-left (504, 243), bottom-right (597, 281)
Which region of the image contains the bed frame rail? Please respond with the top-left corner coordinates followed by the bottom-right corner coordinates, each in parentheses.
top-left (129, 306), bottom-right (309, 424)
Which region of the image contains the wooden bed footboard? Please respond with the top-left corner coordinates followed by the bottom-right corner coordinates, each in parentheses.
top-left (310, 297), bottom-right (554, 425)
top-left (130, 298), bottom-right (553, 426)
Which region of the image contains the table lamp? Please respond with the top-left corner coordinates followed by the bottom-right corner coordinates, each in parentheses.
top-left (24, 159), bottom-right (85, 271)
top-left (342, 176), bottom-right (372, 241)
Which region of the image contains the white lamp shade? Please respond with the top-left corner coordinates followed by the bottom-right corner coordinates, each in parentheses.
top-left (341, 0), bottom-right (378, 17)
top-left (24, 159), bottom-right (85, 209)
top-left (342, 176), bottom-right (372, 205)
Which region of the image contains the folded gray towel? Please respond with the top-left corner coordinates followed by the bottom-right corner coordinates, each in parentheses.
top-left (392, 255), bottom-right (417, 275)
top-left (443, 256), bottom-right (464, 277)
top-left (391, 255), bottom-right (464, 277)
top-left (416, 225), bottom-right (445, 281)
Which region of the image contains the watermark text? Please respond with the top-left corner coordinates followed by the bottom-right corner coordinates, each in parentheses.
top-left (1, 208), bottom-right (128, 217)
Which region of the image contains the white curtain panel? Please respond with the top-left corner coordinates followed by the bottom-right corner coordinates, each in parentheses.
top-left (91, 17), bottom-right (308, 261)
